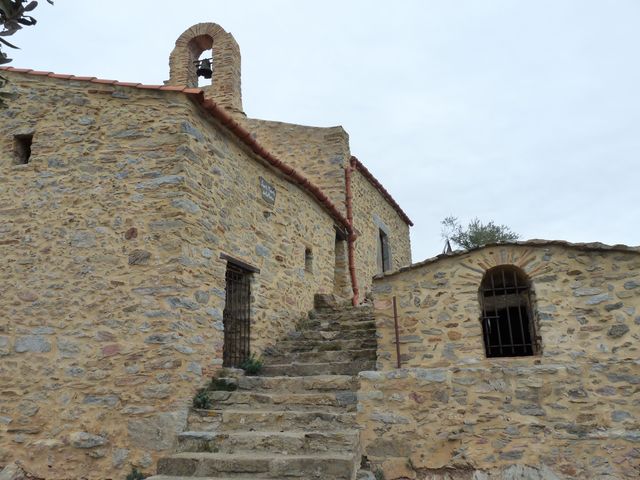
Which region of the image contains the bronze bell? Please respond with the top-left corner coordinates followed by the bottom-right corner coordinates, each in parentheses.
top-left (196, 58), bottom-right (213, 79)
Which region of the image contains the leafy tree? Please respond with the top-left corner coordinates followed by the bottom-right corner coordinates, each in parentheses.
top-left (441, 216), bottom-right (519, 250)
top-left (1, 0), bottom-right (53, 64)
top-left (0, 0), bottom-right (53, 107)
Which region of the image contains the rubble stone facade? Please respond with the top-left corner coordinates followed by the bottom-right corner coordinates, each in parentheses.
top-left (0, 22), bottom-right (411, 478)
top-left (362, 242), bottom-right (640, 479)
top-left (1, 20), bottom-right (636, 480)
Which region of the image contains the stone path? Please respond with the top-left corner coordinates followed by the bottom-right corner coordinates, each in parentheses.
top-left (148, 302), bottom-right (376, 480)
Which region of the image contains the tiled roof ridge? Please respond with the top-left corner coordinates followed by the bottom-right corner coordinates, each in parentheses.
top-left (0, 66), bottom-right (352, 233)
top-left (375, 239), bottom-right (640, 279)
top-left (350, 156), bottom-right (413, 226)
top-left (0, 66), bottom-right (202, 91)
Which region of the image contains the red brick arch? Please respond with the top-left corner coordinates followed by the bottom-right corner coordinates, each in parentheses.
top-left (168, 23), bottom-right (243, 114)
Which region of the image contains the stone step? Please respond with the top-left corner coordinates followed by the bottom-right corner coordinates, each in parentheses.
top-left (309, 305), bottom-right (373, 317)
top-left (149, 477), bottom-right (304, 480)
top-left (234, 374), bottom-right (357, 393)
top-left (177, 430), bottom-right (359, 455)
top-left (273, 338), bottom-right (377, 353)
top-left (187, 409), bottom-right (223, 433)
top-left (201, 390), bottom-right (357, 412)
top-left (157, 452), bottom-right (357, 479)
top-left (287, 327), bottom-right (376, 341)
top-left (147, 476), bottom-right (263, 480)
top-left (307, 313), bottom-right (375, 323)
top-left (261, 360), bottom-right (374, 377)
top-left (188, 409), bottom-right (355, 433)
top-left (302, 319), bottom-right (376, 331)
top-left (265, 348), bottom-right (376, 365)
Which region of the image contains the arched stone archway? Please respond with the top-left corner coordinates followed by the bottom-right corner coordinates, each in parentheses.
top-left (168, 22), bottom-right (244, 114)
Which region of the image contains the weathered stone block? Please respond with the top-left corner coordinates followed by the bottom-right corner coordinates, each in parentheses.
top-left (69, 432), bottom-right (107, 449)
top-left (414, 368), bottom-right (447, 383)
top-left (0, 337), bottom-right (9, 356)
top-left (127, 410), bottom-right (187, 451)
top-left (608, 324), bottom-right (630, 338)
top-left (14, 336), bottom-right (51, 353)
top-left (128, 249), bottom-right (151, 265)
top-left (70, 231), bottom-right (96, 248)
top-left (135, 175), bottom-right (185, 190)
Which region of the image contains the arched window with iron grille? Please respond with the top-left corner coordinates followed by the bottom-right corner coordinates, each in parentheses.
top-left (479, 265), bottom-right (537, 357)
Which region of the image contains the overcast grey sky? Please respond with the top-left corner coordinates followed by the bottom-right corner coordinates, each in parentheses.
top-left (7, 0), bottom-right (640, 261)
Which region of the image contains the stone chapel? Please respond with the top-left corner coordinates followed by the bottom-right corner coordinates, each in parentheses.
top-left (0, 22), bottom-right (638, 480)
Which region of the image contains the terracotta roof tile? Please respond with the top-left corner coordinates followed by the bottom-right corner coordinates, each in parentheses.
top-left (135, 84), bottom-right (165, 89)
top-left (48, 73), bottom-right (74, 79)
top-left (90, 78), bottom-right (119, 84)
top-left (376, 240), bottom-right (640, 278)
top-left (158, 85), bottom-right (188, 92)
top-left (181, 87), bottom-right (204, 94)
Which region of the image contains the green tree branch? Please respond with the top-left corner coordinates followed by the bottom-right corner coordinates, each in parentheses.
top-left (0, 0), bottom-right (53, 107)
top-left (441, 216), bottom-right (519, 250)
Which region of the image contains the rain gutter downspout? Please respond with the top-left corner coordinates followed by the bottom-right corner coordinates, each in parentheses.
top-left (345, 158), bottom-right (359, 306)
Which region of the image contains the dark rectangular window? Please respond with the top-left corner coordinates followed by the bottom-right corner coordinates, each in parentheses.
top-left (379, 229), bottom-right (391, 273)
top-left (304, 247), bottom-right (313, 273)
top-left (14, 134), bottom-right (33, 165)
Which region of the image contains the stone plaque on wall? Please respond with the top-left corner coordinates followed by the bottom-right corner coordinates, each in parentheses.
top-left (259, 177), bottom-right (276, 205)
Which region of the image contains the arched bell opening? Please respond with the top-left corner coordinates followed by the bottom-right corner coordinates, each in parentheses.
top-left (168, 23), bottom-right (244, 114)
top-left (188, 35), bottom-right (214, 88)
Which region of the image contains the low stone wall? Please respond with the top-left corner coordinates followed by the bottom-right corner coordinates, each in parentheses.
top-left (361, 243), bottom-right (640, 479)
top-left (357, 361), bottom-right (640, 479)
top-left (372, 243), bottom-right (639, 370)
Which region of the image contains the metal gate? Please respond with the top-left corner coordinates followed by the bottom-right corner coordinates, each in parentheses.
top-left (222, 263), bottom-right (251, 367)
top-left (480, 265), bottom-right (535, 357)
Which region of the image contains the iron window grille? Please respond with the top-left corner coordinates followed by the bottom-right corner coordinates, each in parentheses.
top-left (480, 265), bottom-right (537, 358)
top-left (222, 263), bottom-right (252, 368)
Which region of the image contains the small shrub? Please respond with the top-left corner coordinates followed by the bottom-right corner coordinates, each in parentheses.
top-left (209, 378), bottom-right (237, 391)
top-left (239, 353), bottom-right (263, 375)
top-left (192, 388), bottom-right (212, 409)
top-left (126, 467), bottom-right (147, 480)
top-left (374, 470), bottom-right (385, 480)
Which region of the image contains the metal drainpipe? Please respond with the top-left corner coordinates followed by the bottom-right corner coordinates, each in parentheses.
top-left (345, 161), bottom-right (360, 306)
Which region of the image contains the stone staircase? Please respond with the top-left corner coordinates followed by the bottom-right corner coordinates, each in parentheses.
top-left (148, 300), bottom-right (376, 480)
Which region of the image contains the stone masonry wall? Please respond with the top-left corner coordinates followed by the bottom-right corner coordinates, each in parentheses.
top-left (0, 73), bottom-right (195, 478)
top-left (0, 72), bottom-right (339, 479)
top-left (240, 119), bottom-right (415, 300)
top-left (358, 244), bottom-right (640, 479)
top-left (170, 99), bottom-right (339, 356)
top-left (240, 118), bottom-right (351, 220)
top-left (351, 168), bottom-right (411, 297)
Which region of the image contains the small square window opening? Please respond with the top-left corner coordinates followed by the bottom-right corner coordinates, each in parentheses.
top-left (304, 247), bottom-right (313, 273)
top-left (378, 229), bottom-right (391, 273)
top-left (14, 134), bottom-right (33, 165)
